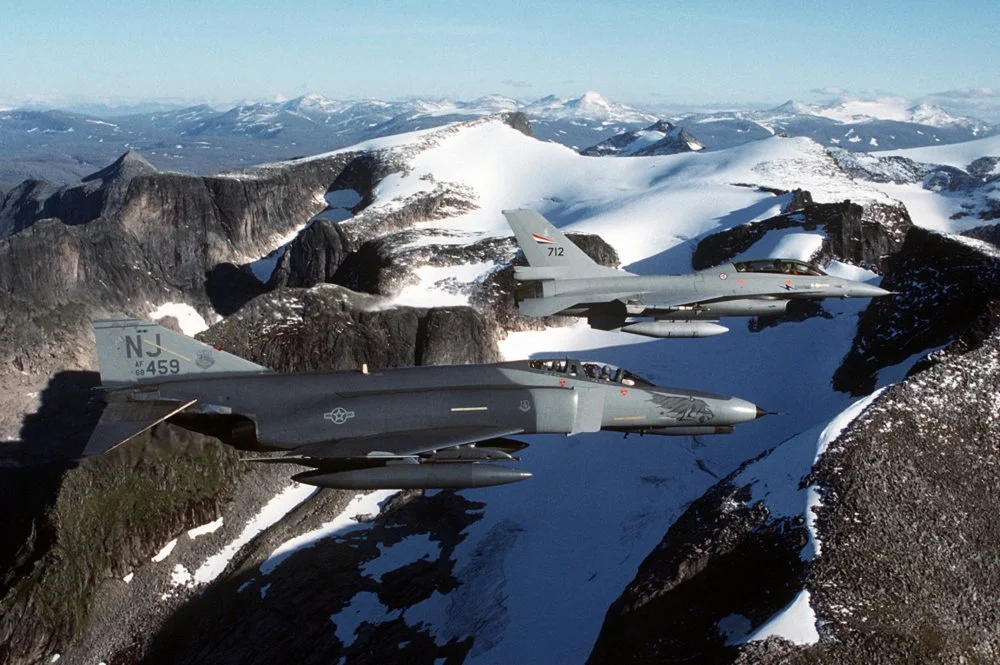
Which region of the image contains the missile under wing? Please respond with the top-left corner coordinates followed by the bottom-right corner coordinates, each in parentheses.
top-left (83, 319), bottom-right (768, 489)
top-left (503, 209), bottom-right (891, 338)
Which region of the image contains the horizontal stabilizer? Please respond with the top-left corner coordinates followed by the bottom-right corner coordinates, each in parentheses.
top-left (289, 426), bottom-right (526, 460)
top-left (517, 296), bottom-right (582, 317)
top-left (82, 399), bottom-right (197, 456)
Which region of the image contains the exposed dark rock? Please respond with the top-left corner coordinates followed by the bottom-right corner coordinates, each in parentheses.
top-left (588, 478), bottom-right (808, 665)
top-left (0, 150), bottom-right (355, 316)
top-left (337, 184), bottom-right (480, 247)
top-left (828, 149), bottom-right (929, 184)
top-left (581, 120), bottom-right (673, 156)
top-left (923, 165), bottom-right (981, 192)
top-left (501, 111), bottom-right (533, 138)
top-left (813, 201), bottom-right (912, 271)
top-left (142, 490), bottom-right (483, 665)
top-left (783, 188), bottom-right (814, 213)
top-left (581, 120), bottom-right (704, 157)
top-left (966, 156), bottom-right (1000, 181)
top-left (833, 227), bottom-right (1000, 395)
top-left (328, 152), bottom-right (405, 211)
top-left (0, 151), bottom-right (158, 238)
top-left (631, 128), bottom-right (704, 156)
top-left (961, 222), bottom-right (1000, 246)
top-left (205, 262), bottom-right (270, 316)
top-left (693, 197), bottom-right (911, 273)
top-left (736, 329), bottom-right (1000, 664)
top-left (0, 179), bottom-right (59, 237)
top-left (267, 218), bottom-right (352, 289)
top-left (198, 284), bottom-right (501, 371)
top-left (0, 427), bottom-right (247, 665)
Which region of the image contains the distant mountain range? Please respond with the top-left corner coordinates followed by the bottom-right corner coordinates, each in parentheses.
top-left (1, 92), bottom-right (996, 187)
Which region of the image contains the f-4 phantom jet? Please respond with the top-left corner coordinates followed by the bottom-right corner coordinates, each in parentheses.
top-left (503, 209), bottom-right (891, 338)
top-left (83, 319), bottom-right (767, 489)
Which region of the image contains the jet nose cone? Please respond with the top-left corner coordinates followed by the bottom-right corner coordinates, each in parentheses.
top-left (756, 406), bottom-right (769, 419)
top-left (725, 398), bottom-right (765, 424)
top-left (849, 283), bottom-right (893, 298)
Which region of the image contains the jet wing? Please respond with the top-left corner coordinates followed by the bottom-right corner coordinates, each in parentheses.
top-left (286, 426), bottom-right (527, 461)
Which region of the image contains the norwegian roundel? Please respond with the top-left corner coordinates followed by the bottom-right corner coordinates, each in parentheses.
top-left (719, 273), bottom-right (728, 280)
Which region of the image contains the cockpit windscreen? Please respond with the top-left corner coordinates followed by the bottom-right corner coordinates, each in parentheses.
top-left (733, 259), bottom-right (825, 276)
top-left (527, 359), bottom-right (654, 387)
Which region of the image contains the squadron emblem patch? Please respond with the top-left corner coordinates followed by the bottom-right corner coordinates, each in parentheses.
top-left (195, 350), bottom-right (215, 370)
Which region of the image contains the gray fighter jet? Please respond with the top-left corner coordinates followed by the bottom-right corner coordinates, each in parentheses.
top-left (83, 318), bottom-right (767, 489)
top-left (503, 209), bottom-right (891, 338)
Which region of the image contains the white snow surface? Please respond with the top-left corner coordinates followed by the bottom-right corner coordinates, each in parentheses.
top-left (259, 490), bottom-right (396, 575)
top-left (747, 590), bottom-right (820, 645)
top-left (151, 539), bottom-right (177, 563)
top-left (187, 517), bottom-right (224, 539)
top-left (362, 534), bottom-right (441, 582)
top-left (148, 303), bottom-right (208, 336)
top-left (192, 483), bottom-right (317, 585)
top-left (875, 133), bottom-right (1000, 169)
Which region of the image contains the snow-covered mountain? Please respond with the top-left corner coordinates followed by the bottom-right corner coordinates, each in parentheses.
top-left (580, 120), bottom-right (705, 156)
top-left (674, 97), bottom-right (996, 153)
top-left (2, 113), bottom-right (999, 664)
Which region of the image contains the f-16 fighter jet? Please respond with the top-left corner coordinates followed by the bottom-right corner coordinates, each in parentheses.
top-left (503, 209), bottom-right (890, 338)
top-left (83, 319), bottom-right (768, 489)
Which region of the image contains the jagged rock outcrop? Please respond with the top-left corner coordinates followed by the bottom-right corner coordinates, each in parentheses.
top-left (834, 227), bottom-right (1000, 395)
top-left (0, 428), bottom-right (249, 665)
top-left (267, 218), bottom-right (620, 336)
top-left (0, 151), bottom-right (158, 238)
top-left (828, 149), bottom-right (930, 185)
top-left (581, 120), bottom-right (704, 157)
top-left (501, 111), bottom-right (533, 138)
top-left (734, 325), bottom-right (1000, 664)
top-left (962, 222), bottom-right (1000, 246)
top-left (0, 151), bottom-right (355, 316)
top-left (692, 195), bottom-right (911, 273)
top-left (198, 284), bottom-right (502, 371)
top-left (588, 477), bottom-right (808, 665)
top-left (830, 148), bottom-right (1000, 222)
top-left (267, 218), bottom-right (352, 288)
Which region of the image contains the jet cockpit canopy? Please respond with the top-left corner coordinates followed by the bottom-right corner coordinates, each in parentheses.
top-left (733, 259), bottom-right (826, 276)
top-left (527, 358), bottom-right (654, 387)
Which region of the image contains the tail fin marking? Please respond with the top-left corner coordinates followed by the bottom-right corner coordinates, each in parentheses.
top-left (502, 209), bottom-right (621, 278)
top-left (94, 318), bottom-right (269, 387)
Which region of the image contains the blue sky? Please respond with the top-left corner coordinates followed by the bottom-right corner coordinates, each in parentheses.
top-left (2, 0), bottom-right (998, 109)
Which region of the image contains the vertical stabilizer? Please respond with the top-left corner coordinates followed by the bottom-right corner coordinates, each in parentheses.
top-left (502, 209), bottom-right (620, 278)
top-left (94, 318), bottom-right (270, 387)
